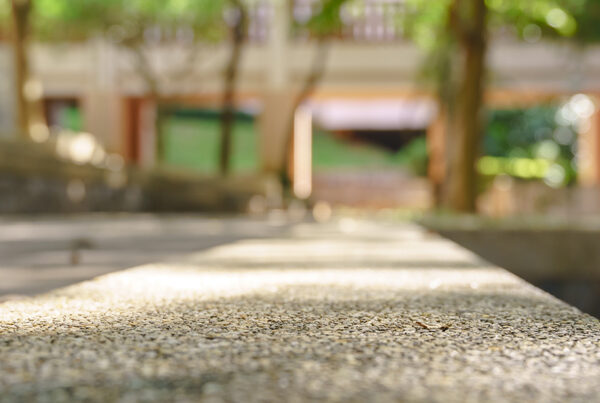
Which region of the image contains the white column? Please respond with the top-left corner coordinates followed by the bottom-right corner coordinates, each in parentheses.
top-left (293, 106), bottom-right (313, 199)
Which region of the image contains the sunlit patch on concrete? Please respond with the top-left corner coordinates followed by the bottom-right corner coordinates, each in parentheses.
top-left (0, 220), bottom-right (598, 402)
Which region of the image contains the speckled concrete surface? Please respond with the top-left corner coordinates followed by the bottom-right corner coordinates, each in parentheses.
top-left (1, 219), bottom-right (599, 402)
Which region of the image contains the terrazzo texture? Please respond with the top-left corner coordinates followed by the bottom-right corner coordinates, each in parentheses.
top-left (1, 219), bottom-right (599, 402)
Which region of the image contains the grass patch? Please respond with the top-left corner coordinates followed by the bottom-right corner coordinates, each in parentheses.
top-left (160, 114), bottom-right (427, 175)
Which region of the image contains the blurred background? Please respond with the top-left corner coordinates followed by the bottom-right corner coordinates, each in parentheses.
top-left (1, 0), bottom-right (600, 315)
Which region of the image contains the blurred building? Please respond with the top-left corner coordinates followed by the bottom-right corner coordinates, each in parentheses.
top-left (1, 0), bottom-right (600, 198)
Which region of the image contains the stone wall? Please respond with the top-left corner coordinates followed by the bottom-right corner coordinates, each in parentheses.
top-left (312, 170), bottom-right (432, 209)
top-left (479, 179), bottom-right (600, 217)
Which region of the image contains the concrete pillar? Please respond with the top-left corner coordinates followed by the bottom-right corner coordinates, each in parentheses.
top-left (82, 92), bottom-right (124, 153)
top-left (577, 98), bottom-right (600, 187)
top-left (258, 0), bottom-right (294, 174)
top-left (259, 91), bottom-right (296, 172)
top-left (138, 99), bottom-right (157, 168)
top-left (82, 40), bottom-right (124, 154)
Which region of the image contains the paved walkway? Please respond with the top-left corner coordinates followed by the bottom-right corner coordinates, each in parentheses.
top-left (1, 217), bottom-right (599, 402)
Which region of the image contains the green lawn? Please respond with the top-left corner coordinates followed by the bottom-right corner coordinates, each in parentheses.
top-left (312, 131), bottom-right (400, 169)
top-left (161, 117), bottom-right (258, 173)
top-left (160, 115), bottom-right (426, 174)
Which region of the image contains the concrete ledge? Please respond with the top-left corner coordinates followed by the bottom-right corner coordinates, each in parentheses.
top-left (1, 219), bottom-right (599, 402)
top-left (0, 140), bottom-right (267, 213)
top-left (419, 214), bottom-right (600, 317)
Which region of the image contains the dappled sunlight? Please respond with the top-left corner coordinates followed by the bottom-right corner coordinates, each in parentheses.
top-left (0, 220), bottom-right (528, 326)
top-left (194, 238), bottom-right (479, 266)
top-left (1, 222), bottom-right (598, 402)
top-left (0, 216), bottom-right (293, 297)
top-left (3, 0), bottom-right (600, 399)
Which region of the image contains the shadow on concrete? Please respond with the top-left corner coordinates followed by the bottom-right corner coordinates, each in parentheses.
top-left (0, 214), bottom-right (290, 299)
top-left (433, 228), bottom-right (600, 318)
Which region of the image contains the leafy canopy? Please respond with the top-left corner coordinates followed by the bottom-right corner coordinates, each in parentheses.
top-left (403, 0), bottom-right (596, 50)
top-left (1, 0), bottom-right (229, 43)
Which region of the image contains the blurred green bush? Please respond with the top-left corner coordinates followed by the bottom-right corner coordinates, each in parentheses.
top-left (483, 106), bottom-right (578, 186)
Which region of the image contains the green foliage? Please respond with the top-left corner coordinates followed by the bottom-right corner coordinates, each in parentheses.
top-left (485, 0), bottom-right (578, 37)
top-left (61, 106), bottom-right (83, 131)
top-left (305, 0), bottom-right (349, 37)
top-left (487, 107), bottom-right (555, 157)
top-left (393, 137), bottom-right (429, 176)
top-left (0, 0), bottom-right (8, 20)
top-left (160, 113), bottom-right (430, 176)
top-left (0, 0), bottom-right (11, 37)
top-left (402, 0), bottom-right (597, 103)
top-left (564, 0), bottom-right (600, 43)
top-left (403, 0), bottom-right (453, 50)
top-left (291, 0), bottom-right (352, 39)
top-left (0, 0), bottom-right (228, 43)
top-left (4, 0), bottom-right (600, 47)
top-left (313, 131), bottom-right (398, 170)
top-left (313, 131), bottom-right (429, 175)
top-left (483, 106), bottom-right (577, 185)
top-left (404, 0), bottom-right (585, 49)
top-left (161, 113), bottom-right (258, 173)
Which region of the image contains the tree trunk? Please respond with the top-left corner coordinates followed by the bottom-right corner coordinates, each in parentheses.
top-left (219, 2), bottom-right (247, 176)
top-left (427, 101), bottom-right (448, 207)
top-left (446, 0), bottom-right (487, 212)
top-left (154, 99), bottom-right (167, 164)
top-left (279, 39), bottom-right (330, 191)
top-left (10, 0), bottom-right (31, 138)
